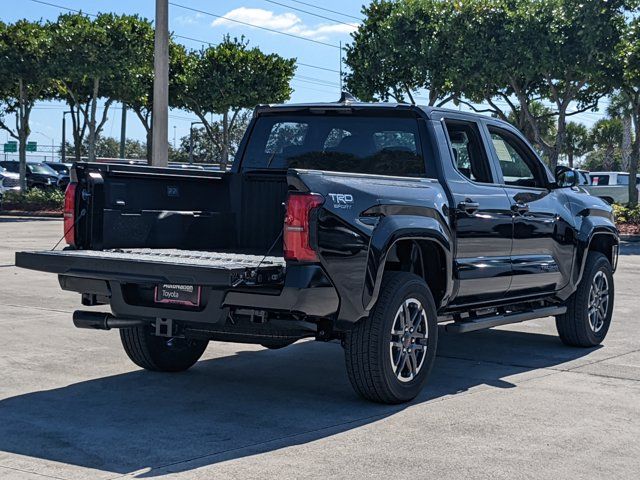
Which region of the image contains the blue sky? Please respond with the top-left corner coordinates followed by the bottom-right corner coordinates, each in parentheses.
top-left (3, 0), bottom-right (362, 156)
top-left (3, 0), bottom-right (609, 158)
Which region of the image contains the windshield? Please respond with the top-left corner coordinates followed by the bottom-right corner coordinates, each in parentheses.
top-left (28, 163), bottom-right (58, 175)
top-left (47, 164), bottom-right (69, 174)
top-left (241, 113), bottom-right (427, 177)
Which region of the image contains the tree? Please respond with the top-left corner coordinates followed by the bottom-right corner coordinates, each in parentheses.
top-left (60, 136), bottom-right (147, 159)
top-left (51, 13), bottom-right (147, 162)
top-left (562, 122), bottom-right (590, 168)
top-left (0, 20), bottom-right (54, 190)
top-left (111, 19), bottom-right (186, 162)
top-left (457, 0), bottom-right (628, 170)
top-left (344, 0), bottom-right (455, 105)
top-left (178, 113), bottom-right (251, 164)
top-left (616, 18), bottom-right (640, 205)
top-left (607, 92), bottom-right (634, 171)
top-left (590, 118), bottom-right (624, 170)
top-left (174, 36), bottom-right (296, 166)
top-left (507, 101), bottom-right (557, 153)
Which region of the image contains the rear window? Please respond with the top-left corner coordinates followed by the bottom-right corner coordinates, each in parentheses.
top-left (241, 114), bottom-right (426, 177)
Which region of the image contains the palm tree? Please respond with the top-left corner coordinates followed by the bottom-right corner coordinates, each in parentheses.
top-left (606, 92), bottom-right (633, 171)
top-left (563, 122), bottom-right (590, 168)
top-left (590, 119), bottom-right (623, 170)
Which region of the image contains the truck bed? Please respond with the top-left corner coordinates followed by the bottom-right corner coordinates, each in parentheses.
top-left (15, 249), bottom-right (285, 286)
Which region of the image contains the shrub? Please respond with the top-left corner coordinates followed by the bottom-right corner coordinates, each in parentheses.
top-left (0, 188), bottom-right (65, 211)
top-left (612, 203), bottom-right (640, 225)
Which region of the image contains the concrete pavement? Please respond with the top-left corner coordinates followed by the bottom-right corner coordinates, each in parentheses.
top-left (0, 217), bottom-right (639, 479)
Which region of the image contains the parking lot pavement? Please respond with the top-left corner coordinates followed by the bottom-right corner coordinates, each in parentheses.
top-left (0, 217), bottom-right (638, 480)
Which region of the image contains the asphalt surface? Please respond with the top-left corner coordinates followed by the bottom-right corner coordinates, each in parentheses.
top-left (0, 217), bottom-right (639, 480)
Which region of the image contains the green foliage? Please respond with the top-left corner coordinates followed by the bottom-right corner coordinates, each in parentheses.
top-left (344, 0), bottom-right (455, 104)
top-left (1, 188), bottom-right (64, 211)
top-left (178, 112), bottom-right (251, 163)
top-left (174, 36), bottom-right (295, 165)
top-left (612, 203), bottom-right (640, 224)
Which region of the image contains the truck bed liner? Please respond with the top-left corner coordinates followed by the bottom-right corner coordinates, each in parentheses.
top-left (15, 248), bottom-right (285, 286)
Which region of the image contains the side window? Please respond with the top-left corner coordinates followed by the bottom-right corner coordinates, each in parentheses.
top-left (617, 174), bottom-right (629, 185)
top-left (591, 175), bottom-right (609, 186)
top-left (489, 128), bottom-right (545, 188)
top-left (445, 121), bottom-right (493, 183)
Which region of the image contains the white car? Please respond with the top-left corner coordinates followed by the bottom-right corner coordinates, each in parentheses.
top-left (0, 166), bottom-right (21, 198)
top-left (586, 171), bottom-right (640, 204)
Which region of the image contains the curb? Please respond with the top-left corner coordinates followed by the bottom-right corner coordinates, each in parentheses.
top-left (620, 234), bottom-right (640, 243)
top-left (0, 210), bottom-right (62, 219)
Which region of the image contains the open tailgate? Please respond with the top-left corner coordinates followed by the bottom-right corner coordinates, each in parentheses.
top-left (15, 249), bottom-right (285, 286)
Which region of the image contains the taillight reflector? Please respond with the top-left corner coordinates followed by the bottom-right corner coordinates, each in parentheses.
top-left (283, 193), bottom-right (324, 262)
top-left (64, 183), bottom-right (77, 246)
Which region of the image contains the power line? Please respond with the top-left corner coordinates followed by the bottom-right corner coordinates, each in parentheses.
top-left (169, 2), bottom-right (340, 49)
top-left (173, 34), bottom-right (340, 73)
top-left (283, 0), bottom-right (363, 21)
top-left (260, 0), bottom-right (358, 27)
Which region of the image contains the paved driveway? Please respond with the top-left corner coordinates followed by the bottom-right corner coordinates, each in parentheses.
top-left (0, 217), bottom-right (639, 479)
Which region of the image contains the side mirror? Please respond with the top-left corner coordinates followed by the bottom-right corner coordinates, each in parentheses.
top-left (555, 166), bottom-right (578, 188)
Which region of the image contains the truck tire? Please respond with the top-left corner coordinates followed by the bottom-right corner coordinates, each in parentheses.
top-left (344, 272), bottom-right (438, 404)
top-left (120, 325), bottom-right (208, 372)
top-left (556, 252), bottom-right (614, 347)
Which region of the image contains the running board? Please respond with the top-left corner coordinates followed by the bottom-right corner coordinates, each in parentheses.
top-left (444, 306), bottom-right (566, 334)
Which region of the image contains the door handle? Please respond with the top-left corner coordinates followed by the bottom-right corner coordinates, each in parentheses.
top-left (511, 202), bottom-right (529, 214)
top-left (458, 199), bottom-right (480, 214)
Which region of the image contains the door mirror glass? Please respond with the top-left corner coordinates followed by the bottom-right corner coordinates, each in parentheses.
top-left (555, 166), bottom-right (578, 188)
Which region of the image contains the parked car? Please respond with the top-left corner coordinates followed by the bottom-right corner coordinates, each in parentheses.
top-left (44, 162), bottom-right (72, 190)
top-left (0, 165), bottom-right (21, 200)
top-left (585, 171), bottom-right (640, 204)
top-left (0, 161), bottom-right (62, 190)
top-left (16, 101), bottom-right (619, 404)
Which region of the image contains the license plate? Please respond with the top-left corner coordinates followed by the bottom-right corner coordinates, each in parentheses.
top-left (154, 284), bottom-right (201, 307)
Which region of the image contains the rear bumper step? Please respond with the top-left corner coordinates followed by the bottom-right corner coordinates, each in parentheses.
top-left (444, 306), bottom-right (566, 333)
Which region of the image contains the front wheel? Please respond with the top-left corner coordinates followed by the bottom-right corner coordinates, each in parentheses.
top-left (556, 252), bottom-right (614, 347)
top-left (120, 325), bottom-right (208, 372)
top-left (344, 272), bottom-right (438, 404)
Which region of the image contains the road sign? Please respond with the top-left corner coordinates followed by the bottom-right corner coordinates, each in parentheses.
top-left (3, 141), bottom-right (17, 153)
top-left (26, 141), bottom-right (37, 152)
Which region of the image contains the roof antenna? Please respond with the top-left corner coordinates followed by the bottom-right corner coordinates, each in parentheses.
top-left (338, 91), bottom-right (357, 104)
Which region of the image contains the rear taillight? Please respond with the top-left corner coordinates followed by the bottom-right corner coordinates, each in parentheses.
top-left (64, 183), bottom-right (77, 246)
top-left (283, 192), bottom-right (324, 262)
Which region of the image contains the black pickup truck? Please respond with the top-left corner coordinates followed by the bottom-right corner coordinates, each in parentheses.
top-left (16, 100), bottom-right (619, 404)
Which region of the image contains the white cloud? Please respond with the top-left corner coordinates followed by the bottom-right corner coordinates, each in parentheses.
top-left (212, 7), bottom-right (358, 41)
top-left (175, 13), bottom-right (205, 26)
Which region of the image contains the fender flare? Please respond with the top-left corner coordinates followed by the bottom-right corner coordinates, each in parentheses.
top-left (573, 222), bottom-right (619, 288)
top-left (362, 214), bottom-right (453, 312)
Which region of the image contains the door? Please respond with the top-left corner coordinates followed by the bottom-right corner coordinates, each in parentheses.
top-left (486, 126), bottom-right (571, 296)
top-left (441, 119), bottom-right (513, 305)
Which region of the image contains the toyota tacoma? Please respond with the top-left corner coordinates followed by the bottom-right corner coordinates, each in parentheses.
top-left (16, 99), bottom-right (619, 404)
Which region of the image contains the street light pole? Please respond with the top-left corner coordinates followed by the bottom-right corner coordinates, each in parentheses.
top-left (151, 0), bottom-right (169, 167)
top-left (119, 103), bottom-right (127, 159)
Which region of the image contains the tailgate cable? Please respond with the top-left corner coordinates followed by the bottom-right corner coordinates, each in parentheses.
top-left (51, 208), bottom-right (86, 251)
top-left (232, 231), bottom-right (283, 287)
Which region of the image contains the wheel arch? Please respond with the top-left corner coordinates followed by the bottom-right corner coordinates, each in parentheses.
top-left (363, 215), bottom-right (453, 313)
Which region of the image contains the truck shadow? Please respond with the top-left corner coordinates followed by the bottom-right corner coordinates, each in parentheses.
top-left (0, 328), bottom-right (596, 478)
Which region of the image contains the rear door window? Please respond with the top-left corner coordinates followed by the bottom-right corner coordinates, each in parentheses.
top-left (591, 175), bottom-right (610, 186)
top-left (242, 114), bottom-right (427, 177)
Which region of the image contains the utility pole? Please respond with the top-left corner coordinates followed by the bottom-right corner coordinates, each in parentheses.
top-left (151, 0), bottom-right (169, 167)
top-left (339, 41), bottom-right (343, 93)
top-left (119, 103), bottom-right (127, 159)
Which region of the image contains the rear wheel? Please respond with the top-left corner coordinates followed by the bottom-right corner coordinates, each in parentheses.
top-left (556, 252), bottom-right (614, 347)
top-left (344, 272), bottom-right (438, 404)
top-left (120, 325), bottom-right (208, 372)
